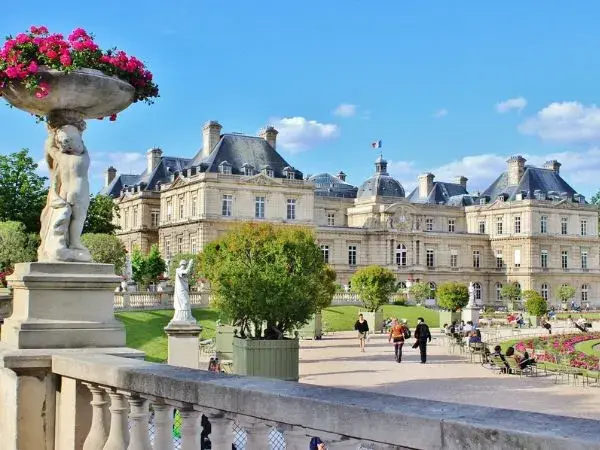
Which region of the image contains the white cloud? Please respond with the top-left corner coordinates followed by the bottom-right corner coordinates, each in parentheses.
top-left (519, 101), bottom-right (600, 144)
top-left (496, 97), bottom-right (527, 113)
top-left (89, 151), bottom-right (147, 179)
top-left (270, 117), bottom-right (340, 153)
top-left (332, 103), bottom-right (358, 118)
top-left (433, 108), bottom-right (448, 118)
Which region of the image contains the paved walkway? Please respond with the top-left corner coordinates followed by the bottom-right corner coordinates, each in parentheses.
top-left (299, 331), bottom-right (600, 420)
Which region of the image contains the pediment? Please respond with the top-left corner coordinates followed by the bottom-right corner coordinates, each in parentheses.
top-left (382, 202), bottom-right (419, 231)
top-left (242, 173), bottom-right (280, 186)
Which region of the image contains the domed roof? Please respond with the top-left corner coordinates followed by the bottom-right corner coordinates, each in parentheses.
top-left (357, 157), bottom-right (405, 198)
top-left (308, 172), bottom-right (358, 198)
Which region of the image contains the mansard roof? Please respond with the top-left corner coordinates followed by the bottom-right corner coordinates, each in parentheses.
top-left (407, 182), bottom-right (473, 205)
top-left (309, 173), bottom-right (358, 198)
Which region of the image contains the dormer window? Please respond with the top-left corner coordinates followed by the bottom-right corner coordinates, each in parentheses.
top-left (283, 166), bottom-right (295, 180)
top-left (241, 163), bottom-right (255, 176)
top-left (479, 198), bottom-right (486, 205)
top-left (219, 161), bottom-right (232, 175)
top-left (262, 165), bottom-right (274, 177)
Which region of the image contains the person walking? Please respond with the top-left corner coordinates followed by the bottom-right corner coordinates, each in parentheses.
top-left (388, 318), bottom-right (409, 362)
top-left (354, 313), bottom-right (369, 352)
top-left (413, 317), bottom-right (432, 364)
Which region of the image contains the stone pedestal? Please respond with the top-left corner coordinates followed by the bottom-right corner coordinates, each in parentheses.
top-left (164, 321), bottom-right (202, 368)
top-left (462, 304), bottom-right (481, 326)
top-left (2, 262), bottom-right (126, 349)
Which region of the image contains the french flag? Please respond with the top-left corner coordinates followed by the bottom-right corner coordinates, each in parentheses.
top-left (371, 140), bottom-right (382, 149)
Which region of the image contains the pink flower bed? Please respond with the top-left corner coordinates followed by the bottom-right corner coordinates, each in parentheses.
top-left (514, 333), bottom-right (600, 371)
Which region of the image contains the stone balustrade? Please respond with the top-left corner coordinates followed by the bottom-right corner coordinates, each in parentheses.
top-left (51, 352), bottom-right (600, 450)
top-left (114, 292), bottom-right (210, 311)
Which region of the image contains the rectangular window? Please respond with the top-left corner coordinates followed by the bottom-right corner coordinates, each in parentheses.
top-left (473, 250), bottom-right (480, 268)
top-left (255, 196), bottom-right (265, 219)
top-left (426, 249), bottom-right (434, 267)
top-left (540, 216), bottom-right (548, 234)
top-left (221, 194), bottom-right (232, 217)
top-left (561, 217), bottom-right (568, 235)
top-left (478, 221), bottom-right (486, 234)
top-left (581, 219), bottom-right (588, 236)
top-left (132, 206), bottom-right (138, 228)
top-left (179, 197), bottom-right (185, 219)
top-left (191, 194), bottom-right (197, 217)
top-left (327, 213), bottom-right (335, 226)
top-left (514, 248), bottom-right (521, 268)
top-left (166, 200), bottom-right (172, 222)
top-left (450, 249), bottom-right (458, 267)
top-left (287, 199), bottom-right (296, 220)
top-left (541, 250), bottom-right (548, 268)
top-left (320, 244), bottom-right (329, 264)
top-left (448, 219), bottom-right (455, 233)
top-left (496, 217), bottom-right (503, 235)
top-left (165, 238), bottom-right (171, 258)
top-left (561, 250), bottom-right (568, 269)
top-left (190, 236), bottom-right (198, 254)
top-left (396, 245), bottom-right (407, 266)
top-left (348, 245), bottom-right (357, 266)
top-left (151, 209), bottom-right (160, 228)
top-left (124, 208), bottom-right (129, 229)
top-left (425, 218), bottom-right (433, 232)
top-left (514, 216), bottom-right (521, 234)
top-left (496, 250), bottom-right (503, 268)
top-left (177, 236), bottom-right (183, 254)
top-left (582, 250), bottom-right (588, 269)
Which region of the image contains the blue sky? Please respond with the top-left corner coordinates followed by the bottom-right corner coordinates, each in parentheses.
top-left (2, 1), bottom-right (600, 196)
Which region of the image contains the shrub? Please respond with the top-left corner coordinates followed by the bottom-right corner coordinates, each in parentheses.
top-left (350, 265), bottom-right (397, 312)
top-left (436, 282), bottom-right (469, 312)
top-left (523, 290), bottom-right (548, 317)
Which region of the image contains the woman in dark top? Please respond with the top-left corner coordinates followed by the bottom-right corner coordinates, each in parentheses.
top-left (354, 313), bottom-right (369, 352)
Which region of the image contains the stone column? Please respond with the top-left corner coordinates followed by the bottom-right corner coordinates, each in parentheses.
top-left (164, 321), bottom-right (202, 368)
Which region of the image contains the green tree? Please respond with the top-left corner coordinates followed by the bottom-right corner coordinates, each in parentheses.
top-left (131, 247), bottom-right (146, 285)
top-left (0, 149), bottom-right (48, 232)
top-left (500, 283), bottom-right (521, 304)
top-left (0, 221), bottom-right (38, 270)
top-left (350, 265), bottom-right (397, 312)
top-left (436, 282), bottom-right (469, 312)
top-left (130, 244), bottom-right (166, 286)
top-left (84, 194), bottom-right (120, 234)
top-left (199, 222), bottom-right (334, 339)
top-left (522, 290), bottom-right (548, 317)
top-left (315, 265), bottom-right (337, 312)
top-left (81, 233), bottom-right (126, 274)
top-left (557, 284), bottom-right (576, 303)
top-left (409, 282), bottom-right (431, 305)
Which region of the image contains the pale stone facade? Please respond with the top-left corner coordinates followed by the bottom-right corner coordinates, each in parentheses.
top-left (102, 121), bottom-right (600, 306)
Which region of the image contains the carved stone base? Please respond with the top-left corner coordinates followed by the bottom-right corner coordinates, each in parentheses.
top-left (164, 321), bottom-right (202, 368)
top-left (1, 262), bottom-right (126, 349)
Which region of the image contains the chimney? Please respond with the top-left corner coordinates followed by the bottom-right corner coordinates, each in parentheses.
top-left (146, 147), bottom-right (163, 173)
top-left (507, 155), bottom-right (526, 185)
top-left (455, 176), bottom-right (468, 190)
top-left (543, 160), bottom-right (561, 174)
top-left (202, 120), bottom-right (223, 158)
top-left (259, 126), bottom-right (278, 150)
top-left (105, 166), bottom-right (117, 187)
top-left (418, 173), bottom-right (434, 198)
top-left (337, 170), bottom-right (347, 182)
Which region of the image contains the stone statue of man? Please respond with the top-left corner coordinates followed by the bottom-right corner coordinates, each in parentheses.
top-left (468, 282), bottom-right (475, 306)
top-left (172, 259), bottom-right (194, 322)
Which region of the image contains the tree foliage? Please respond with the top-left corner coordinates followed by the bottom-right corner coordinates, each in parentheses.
top-left (0, 149), bottom-right (48, 233)
top-left (557, 284), bottom-right (576, 303)
top-left (522, 290), bottom-right (548, 317)
top-left (436, 282), bottom-right (469, 312)
top-left (81, 233), bottom-right (126, 274)
top-left (84, 194), bottom-right (120, 234)
top-left (0, 221), bottom-right (38, 270)
top-left (315, 265), bottom-right (337, 311)
top-left (409, 282), bottom-right (431, 304)
top-left (199, 222), bottom-right (335, 339)
top-left (350, 265), bottom-right (397, 312)
top-left (500, 283), bottom-right (521, 302)
top-left (131, 244), bottom-right (166, 286)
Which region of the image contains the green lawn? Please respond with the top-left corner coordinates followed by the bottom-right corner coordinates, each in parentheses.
top-left (574, 339), bottom-right (600, 357)
top-left (556, 312), bottom-right (600, 320)
top-left (117, 305), bottom-right (439, 362)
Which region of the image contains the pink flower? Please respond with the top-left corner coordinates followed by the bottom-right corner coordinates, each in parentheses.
top-left (15, 33), bottom-right (31, 44)
top-left (109, 114), bottom-right (117, 121)
top-left (59, 53), bottom-right (72, 66)
top-left (46, 49), bottom-right (58, 59)
top-left (27, 61), bottom-right (38, 73)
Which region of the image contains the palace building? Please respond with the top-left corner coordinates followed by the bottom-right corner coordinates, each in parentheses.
top-left (102, 121), bottom-right (600, 306)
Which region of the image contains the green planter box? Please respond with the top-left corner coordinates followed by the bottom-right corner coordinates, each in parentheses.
top-left (360, 311), bottom-right (384, 334)
top-left (439, 311), bottom-right (461, 328)
top-left (215, 324), bottom-right (235, 360)
top-left (233, 337), bottom-right (299, 381)
top-left (297, 313), bottom-right (323, 340)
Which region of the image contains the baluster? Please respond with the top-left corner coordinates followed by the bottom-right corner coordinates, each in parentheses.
top-left (153, 402), bottom-right (175, 450)
top-left (102, 389), bottom-right (130, 450)
top-left (204, 411), bottom-right (234, 449)
top-left (242, 420), bottom-right (272, 450)
top-left (179, 408), bottom-right (201, 450)
top-left (126, 395), bottom-right (151, 450)
top-left (82, 383), bottom-right (109, 450)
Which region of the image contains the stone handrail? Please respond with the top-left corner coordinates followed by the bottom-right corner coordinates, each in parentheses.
top-left (114, 291), bottom-right (210, 311)
top-left (51, 352), bottom-right (600, 450)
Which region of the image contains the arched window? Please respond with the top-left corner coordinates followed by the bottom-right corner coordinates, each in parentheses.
top-left (428, 282), bottom-right (437, 299)
top-left (515, 282), bottom-right (522, 299)
top-left (495, 283), bottom-right (503, 302)
top-left (397, 281), bottom-right (407, 289)
top-left (473, 282), bottom-right (482, 300)
top-left (541, 283), bottom-right (549, 301)
top-left (396, 244), bottom-right (407, 266)
top-left (582, 284), bottom-right (589, 303)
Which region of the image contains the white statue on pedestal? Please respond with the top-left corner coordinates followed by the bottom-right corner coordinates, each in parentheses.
top-left (468, 282), bottom-right (476, 306)
top-left (38, 112), bottom-right (92, 262)
top-left (172, 259), bottom-right (194, 322)
top-left (123, 254), bottom-right (133, 280)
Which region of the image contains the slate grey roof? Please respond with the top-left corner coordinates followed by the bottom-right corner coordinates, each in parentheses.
top-left (186, 134), bottom-right (302, 179)
top-left (309, 173), bottom-right (358, 198)
top-left (357, 157), bottom-right (405, 199)
top-left (407, 182), bottom-right (471, 205)
top-left (101, 156), bottom-right (190, 197)
top-left (481, 166), bottom-right (582, 202)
